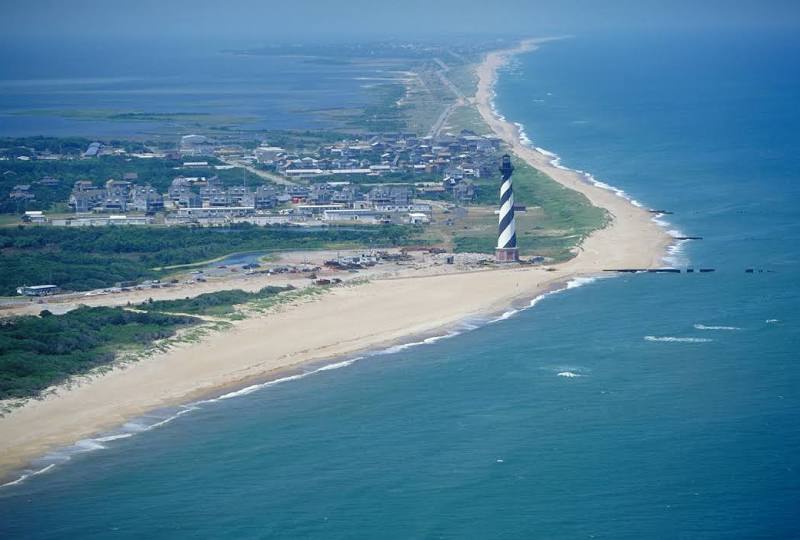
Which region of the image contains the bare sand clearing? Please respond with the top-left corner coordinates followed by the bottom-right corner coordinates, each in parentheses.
top-left (0, 39), bottom-right (671, 481)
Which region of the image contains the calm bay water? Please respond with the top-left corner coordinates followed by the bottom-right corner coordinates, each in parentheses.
top-left (1, 31), bottom-right (799, 538)
top-left (0, 38), bottom-right (385, 136)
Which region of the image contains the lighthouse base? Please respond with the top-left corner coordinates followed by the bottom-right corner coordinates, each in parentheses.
top-left (495, 247), bottom-right (519, 263)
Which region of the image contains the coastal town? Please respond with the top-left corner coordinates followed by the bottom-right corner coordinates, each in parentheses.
top-left (12, 130), bottom-right (504, 228)
top-left (0, 39), bottom-right (619, 313)
top-left (2, 124), bottom-right (545, 302)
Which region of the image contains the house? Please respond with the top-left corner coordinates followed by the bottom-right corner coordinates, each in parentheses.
top-left (9, 184), bottom-right (35, 201)
top-left (105, 179), bottom-right (131, 197)
top-left (406, 212), bottom-right (430, 224)
top-left (331, 186), bottom-right (357, 206)
top-left (108, 215), bottom-right (151, 226)
top-left (283, 168), bottom-right (324, 178)
top-left (177, 192), bottom-right (203, 208)
top-left (169, 177), bottom-right (194, 201)
top-left (227, 186), bottom-right (251, 206)
top-left (367, 186), bottom-right (413, 206)
top-left (209, 193), bottom-right (231, 207)
top-left (308, 184), bottom-right (332, 204)
top-left (176, 207), bottom-right (255, 219)
top-left (130, 185), bottom-right (165, 213)
top-left (22, 211), bottom-right (48, 224)
top-left (69, 181), bottom-right (105, 212)
top-left (37, 176), bottom-right (61, 187)
top-left (254, 186), bottom-right (277, 209)
top-left (180, 135), bottom-right (215, 156)
top-left (83, 142), bottom-right (102, 157)
top-left (296, 204), bottom-right (344, 217)
top-left (17, 285), bottom-right (60, 297)
top-left (254, 146), bottom-right (286, 163)
top-left (103, 180), bottom-right (132, 212)
top-left (322, 209), bottom-right (387, 224)
top-left (54, 215), bottom-right (152, 226)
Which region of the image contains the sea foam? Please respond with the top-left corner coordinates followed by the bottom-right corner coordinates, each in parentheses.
top-left (644, 336), bottom-right (713, 343)
top-left (694, 324), bottom-right (742, 331)
top-left (0, 464), bottom-right (55, 488)
top-left (507, 113), bottom-right (691, 267)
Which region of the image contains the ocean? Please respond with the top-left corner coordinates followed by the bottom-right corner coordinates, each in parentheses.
top-left (2, 30), bottom-right (799, 538)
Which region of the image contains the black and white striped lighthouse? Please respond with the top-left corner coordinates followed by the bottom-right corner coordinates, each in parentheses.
top-left (495, 154), bottom-right (519, 263)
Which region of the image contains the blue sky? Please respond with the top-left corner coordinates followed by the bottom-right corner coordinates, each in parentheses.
top-left (3, 0), bottom-right (799, 40)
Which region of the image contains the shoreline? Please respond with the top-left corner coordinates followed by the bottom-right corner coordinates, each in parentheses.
top-left (474, 38), bottom-right (671, 272)
top-left (1, 273), bottom-right (578, 489)
top-left (0, 39), bottom-right (671, 484)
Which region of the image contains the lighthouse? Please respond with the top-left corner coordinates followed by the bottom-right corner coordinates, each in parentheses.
top-left (495, 154), bottom-right (519, 263)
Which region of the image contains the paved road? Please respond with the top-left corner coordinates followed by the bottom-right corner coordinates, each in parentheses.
top-left (219, 157), bottom-right (298, 187)
top-left (428, 57), bottom-right (467, 137)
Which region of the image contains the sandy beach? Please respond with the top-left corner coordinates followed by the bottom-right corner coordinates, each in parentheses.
top-left (0, 39), bottom-right (671, 482)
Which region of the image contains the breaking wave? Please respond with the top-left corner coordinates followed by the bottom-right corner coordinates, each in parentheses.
top-left (694, 324), bottom-right (742, 331)
top-left (0, 464), bottom-right (55, 488)
top-left (0, 405), bottom-right (203, 489)
top-left (503, 113), bottom-right (691, 267)
top-left (644, 336), bottom-right (713, 343)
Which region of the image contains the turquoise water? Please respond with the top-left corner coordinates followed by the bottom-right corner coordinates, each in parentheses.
top-left (2, 31), bottom-right (799, 538)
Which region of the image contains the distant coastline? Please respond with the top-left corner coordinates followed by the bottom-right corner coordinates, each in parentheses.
top-left (0, 39), bottom-right (671, 485)
top-left (473, 38), bottom-right (670, 270)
